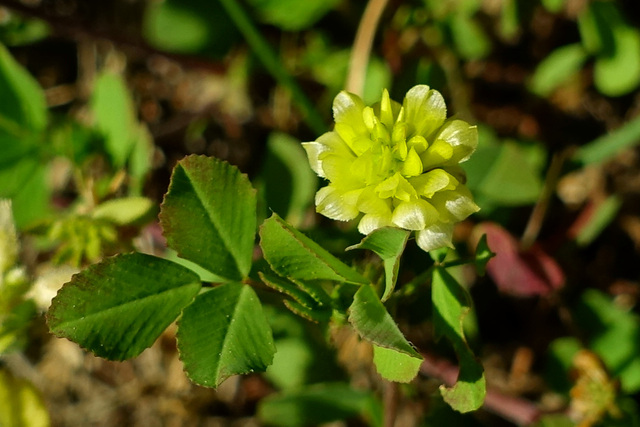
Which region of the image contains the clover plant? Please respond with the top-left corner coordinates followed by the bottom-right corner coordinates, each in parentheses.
top-left (47, 86), bottom-right (492, 413)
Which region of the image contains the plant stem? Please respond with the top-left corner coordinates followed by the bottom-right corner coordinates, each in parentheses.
top-left (346, 0), bottom-right (389, 97)
top-left (383, 380), bottom-right (398, 427)
top-left (217, 0), bottom-right (327, 135)
top-left (521, 151), bottom-right (567, 249)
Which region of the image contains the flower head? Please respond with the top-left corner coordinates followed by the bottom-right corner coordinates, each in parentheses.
top-left (303, 85), bottom-right (479, 252)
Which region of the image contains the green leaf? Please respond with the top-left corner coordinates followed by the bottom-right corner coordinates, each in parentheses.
top-left (92, 197), bottom-right (154, 225)
top-left (574, 115), bottom-right (640, 166)
top-left (90, 72), bottom-right (138, 168)
top-left (545, 336), bottom-right (582, 393)
top-left (246, 0), bottom-right (340, 31)
top-left (500, 0), bottom-right (520, 39)
top-left (47, 253), bottom-right (201, 360)
top-left (372, 345), bottom-right (423, 383)
top-left (259, 271), bottom-right (319, 311)
top-left (177, 283), bottom-right (276, 387)
top-left (574, 289), bottom-right (640, 393)
top-left (432, 267), bottom-right (486, 412)
top-left (306, 43), bottom-right (391, 106)
top-left (0, 368), bottom-right (50, 427)
top-left (541, 0), bottom-right (566, 13)
top-left (529, 43), bottom-right (588, 97)
top-left (143, 0), bottom-right (239, 57)
top-left (577, 1), bottom-right (618, 55)
top-left (594, 27), bottom-right (640, 97)
top-left (575, 196), bottom-right (622, 246)
top-left (0, 156), bottom-right (51, 229)
top-left (258, 383), bottom-right (383, 427)
top-left (160, 155), bottom-right (257, 282)
top-left (347, 228), bottom-right (410, 301)
top-left (0, 42), bottom-right (47, 135)
top-left (0, 14), bottom-right (49, 46)
top-left (257, 132), bottom-right (317, 227)
top-left (259, 270), bottom-right (332, 321)
top-left (128, 124), bottom-right (154, 196)
top-left (348, 285), bottom-right (422, 382)
top-left (473, 234), bottom-right (494, 276)
top-left (470, 140), bottom-right (545, 206)
top-left (531, 414), bottom-right (576, 427)
top-left (259, 213), bottom-right (368, 285)
top-left (449, 13), bottom-right (491, 60)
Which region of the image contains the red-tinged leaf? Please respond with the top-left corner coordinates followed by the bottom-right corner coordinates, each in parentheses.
top-left (476, 222), bottom-right (564, 297)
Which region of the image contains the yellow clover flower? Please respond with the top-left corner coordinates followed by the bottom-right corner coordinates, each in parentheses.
top-left (303, 85), bottom-right (480, 252)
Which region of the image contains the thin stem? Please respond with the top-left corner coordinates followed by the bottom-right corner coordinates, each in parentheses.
top-left (397, 256), bottom-right (481, 298)
top-left (383, 380), bottom-right (398, 427)
top-left (345, 0), bottom-right (389, 97)
top-left (521, 151), bottom-right (567, 249)
top-left (217, 0), bottom-right (326, 135)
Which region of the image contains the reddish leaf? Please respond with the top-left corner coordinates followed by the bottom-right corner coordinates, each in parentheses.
top-left (476, 222), bottom-right (564, 297)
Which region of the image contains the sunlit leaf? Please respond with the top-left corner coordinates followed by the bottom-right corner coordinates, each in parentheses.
top-left (143, 0), bottom-right (239, 57)
top-left (467, 140), bottom-right (544, 206)
top-left (449, 13), bottom-right (491, 60)
top-left (246, 0), bottom-right (340, 31)
top-left (577, 1), bottom-right (618, 55)
top-left (349, 285), bottom-right (422, 382)
top-left (0, 368), bottom-right (50, 427)
top-left (92, 197), bottom-right (154, 226)
top-left (473, 234), bottom-right (494, 276)
top-left (347, 228), bottom-right (410, 301)
top-left (372, 345), bottom-right (423, 383)
top-left (574, 289), bottom-right (640, 393)
top-left (574, 115), bottom-right (640, 166)
top-left (594, 27), bottom-right (640, 97)
top-left (260, 213), bottom-right (368, 285)
top-left (48, 253), bottom-right (201, 360)
top-left (90, 72), bottom-right (138, 168)
top-left (0, 42), bottom-right (47, 135)
top-left (575, 196), bottom-right (622, 246)
top-left (432, 267), bottom-right (485, 412)
top-left (541, 0), bottom-right (566, 13)
top-left (529, 43), bottom-right (588, 97)
top-left (0, 156), bottom-right (50, 229)
top-left (160, 155), bottom-right (257, 281)
top-left (177, 283), bottom-right (276, 387)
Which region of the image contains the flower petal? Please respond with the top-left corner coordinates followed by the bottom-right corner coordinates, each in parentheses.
top-left (302, 141), bottom-right (327, 178)
top-left (316, 131), bottom-right (353, 156)
top-left (391, 199), bottom-right (439, 230)
top-left (315, 186), bottom-right (360, 221)
top-left (400, 85), bottom-right (446, 139)
top-left (435, 119), bottom-right (478, 163)
top-left (400, 147), bottom-right (423, 177)
top-left (357, 186), bottom-right (393, 215)
top-left (431, 186), bottom-right (480, 222)
top-left (322, 154), bottom-right (362, 190)
top-left (333, 91), bottom-right (369, 154)
top-left (416, 223), bottom-right (454, 252)
top-left (409, 169), bottom-right (458, 198)
top-left (420, 140), bottom-right (453, 170)
top-left (358, 213), bottom-right (393, 234)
